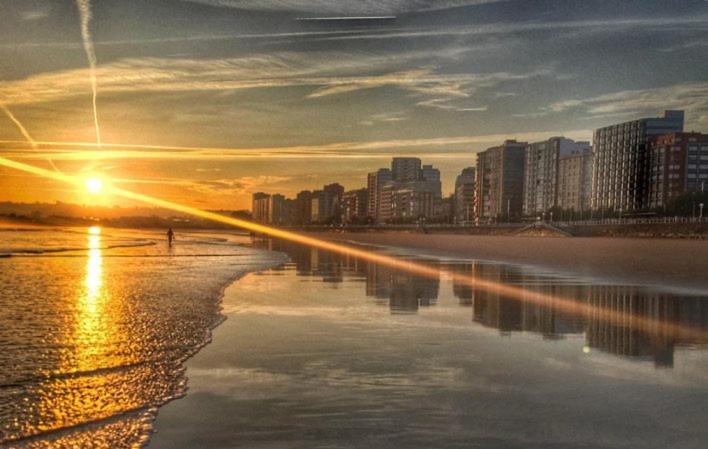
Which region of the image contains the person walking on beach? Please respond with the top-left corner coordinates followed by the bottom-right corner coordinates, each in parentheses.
top-left (167, 227), bottom-right (175, 247)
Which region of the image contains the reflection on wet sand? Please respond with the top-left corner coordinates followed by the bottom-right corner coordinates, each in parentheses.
top-left (257, 239), bottom-right (708, 368)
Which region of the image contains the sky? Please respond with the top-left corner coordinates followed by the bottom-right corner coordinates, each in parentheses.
top-left (0, 0), bottom-right (707, 209)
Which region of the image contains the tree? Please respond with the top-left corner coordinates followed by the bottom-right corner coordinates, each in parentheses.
top-left (665, 191), bottom-right (708, 217)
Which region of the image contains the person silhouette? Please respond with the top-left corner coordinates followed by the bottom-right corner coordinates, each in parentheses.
top-left (167, 227), bottom-right (175, 247)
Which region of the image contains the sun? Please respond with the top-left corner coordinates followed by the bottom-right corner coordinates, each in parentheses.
top-left (85, 177), bottom-right (104, 194)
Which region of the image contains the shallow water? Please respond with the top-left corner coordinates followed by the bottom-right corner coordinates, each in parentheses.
top-left (0, 227), bottom-right (283, 448)
top-left (150, 238), bottom-right (708, 449)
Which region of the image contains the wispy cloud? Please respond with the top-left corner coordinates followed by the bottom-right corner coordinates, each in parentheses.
top-left (0, 51), bottom-right (554, 114)
top-left (545, 82), bottom-right (708, 126)
top-left (115, 174), bottom-right (292, 196)
top-left (181, 0), bottom-right (506, 15)
top-left (0, 128), bottom-right (593, 161)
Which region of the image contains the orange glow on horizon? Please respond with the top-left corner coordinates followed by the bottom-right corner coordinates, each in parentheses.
top-left (1, 155), bottom-right (707, 344)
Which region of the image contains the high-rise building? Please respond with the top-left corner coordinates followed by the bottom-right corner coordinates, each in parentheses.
top-left (322, 183), bottom-right (344, 223)
top-left (454, 167), bottom-right (476, 224)
top-left (341, 188), bottom-right (368, 224)
top-left (421, 164), bottom-right (442, 199)
top-left (592, 110), bottom-right (684, 211)
top-left (311, 190), bottom-right (324, 223)
top-left (378, 182), bottom-right (395, 223)
top-left (523, 137), bottom-right (590, 216)
top-left (392, 157), bottom-right (422, 182)
top-left (268, 194), bottom-right (287, 225)
top-left (294, 190), bottom-right (312, 225)
top-left (475, 140), bottom-right (527, 221)
top-left (646, 132), bottom-right (708, 209)
top-left (252, 192), bottom-right (271, 224)
top-left (557, 147), bottom-right (593, 212)
top-left (367, 168), bottom-right (393, 223)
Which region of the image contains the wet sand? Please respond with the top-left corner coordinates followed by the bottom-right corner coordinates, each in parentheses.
top-left (148, 239), bottom-right (708, 449)
top-left (310, 232), bottom-right (708, 292)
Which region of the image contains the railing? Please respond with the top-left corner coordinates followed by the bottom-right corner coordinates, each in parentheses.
top-left (269, 216), bottom-right (706, 231)
top-left (552, 216), bottom-right (707, 226)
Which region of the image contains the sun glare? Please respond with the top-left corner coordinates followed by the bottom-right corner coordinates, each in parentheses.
top-left (85, 177), bottom-right (104, 194)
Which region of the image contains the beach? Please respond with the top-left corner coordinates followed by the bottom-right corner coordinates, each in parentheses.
top-left (148, 238), bottom-right (708, 449)
top-left (0, 227), bottom-right (285, 448)
top-left (308, 232), bottom-right (708, 292)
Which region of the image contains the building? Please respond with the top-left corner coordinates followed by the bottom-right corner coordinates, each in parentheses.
top-left (434, 195), bottom-right (455, 223)
top-left (454, 167), bottom-right (476, 224)
top-left (476, 140), bottom-right (527, 222)
top-left (390, 184), bottom-right (435, 223)
top-left (268, 194), bottom-right (287, 225)
top-left (420, 164), bottom-right (442, 199)
top-left (294, 190), bottom-right (312, 225)
top-left (252, 192), bottom-right (270, 224)
top-left (592, 110), bottom-right (684, 212)
top-left (378, 182), bottom-right (395, 223)
top-left (322, 183), bottom-right (344, 223)
top-left (310, 190), bottom-right (324, 223)
top-left (392, 157), bottom-right (422, 182)
top-left (557, 147), bottom-right (593, 212)
top-left (646, 132), bottom-right (708, 209)
top-left (341, 188), bottom-right (368, 224)
top-left (523, 137), bottom-right (591, 216)
top-left (367, 168), bottom-right (393, 223)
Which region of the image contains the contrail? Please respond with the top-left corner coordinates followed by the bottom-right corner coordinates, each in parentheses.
top-left (1, 155), bottom-right (707, 345)
top-left (75, 0), bottom-right (102, 146)
top-left (1, 104), bottom-right (37, 149)
top-left (1, 105), bottom-right (61, 172)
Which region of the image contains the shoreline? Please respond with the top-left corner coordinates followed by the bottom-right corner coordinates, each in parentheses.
top-left (308, 232), bottom-right (708, 293)
top-left (143, 251), bottom-right (288, 447)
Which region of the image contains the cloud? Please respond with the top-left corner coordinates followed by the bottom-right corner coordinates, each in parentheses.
top-left (0, 128), bottom-right (593, 161)
top-left (114, 174), bottom-right (292, 196)
top-left (0, 50), bottom-right (553, 115)
top-left (416, 98), bottom-right (488, 112)
top-left (545, 82), bottom-right (708, 126)
top-left (181, 0), bottom-right (506, 15)
top-left (19, 9), bottom-right (50, 21)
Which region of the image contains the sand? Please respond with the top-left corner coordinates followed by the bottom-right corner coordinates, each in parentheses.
top-left (310, 232), bottom-right (708, 292)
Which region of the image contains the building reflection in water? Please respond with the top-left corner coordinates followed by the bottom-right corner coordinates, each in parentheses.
top-left (255, 238), bottom-right (708, 368)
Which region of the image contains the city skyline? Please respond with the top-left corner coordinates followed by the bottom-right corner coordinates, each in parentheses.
top-left (1, 0), bottom-right (708, 209)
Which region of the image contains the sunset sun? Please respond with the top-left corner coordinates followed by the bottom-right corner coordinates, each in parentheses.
top-left (85, 177), bottom-right (104, 195)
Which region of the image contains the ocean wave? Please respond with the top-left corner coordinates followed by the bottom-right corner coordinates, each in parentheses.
top-left (0, 241), bottom-right (156, 257)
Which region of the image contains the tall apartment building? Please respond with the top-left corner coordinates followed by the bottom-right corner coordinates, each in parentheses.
top-left (454, 167), bottom-right (476, 224)
top-left (476, 140), bottom-right (527, 221)
top-left (268, 194), bottom-right (287, 225)
top-left (367, 168), bottom-right (393, 223)
top-left (592, 110), bottom-right (684, 211)
top-left (557, 147), bottom-right (593, 212)
top-left (322, 183), bottom-right (344, 223)
top-left (523, 137), bottom-right (590, 215)
top-left (294, 190), bottom-right (312, 225)
top-left (646, 132), bottom-right (708, 209)
top-left (310, 190), bottom-right (324, 223)
top-left (420, 164), bottom-right (442, 198)
top-left (341, 188), bottom-right (368, 224)
top-left (392, 157), bottom-right (422, 182)
top-left (252, 192), bottom-right (270, 224)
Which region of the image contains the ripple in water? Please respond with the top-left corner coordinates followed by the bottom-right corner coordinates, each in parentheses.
top-left (0, 227), bottom-right (285, 447)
